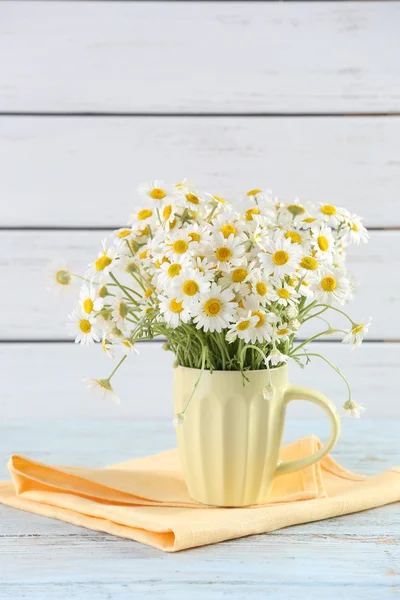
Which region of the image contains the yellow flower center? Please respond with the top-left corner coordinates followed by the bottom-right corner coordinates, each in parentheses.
top-left (139, 249), bottom-right (148, 259)
top-left (352, 324), bottom-right (364, 334)
top-left (172, 240), bottom-right (189, 254)
top-left (79, 319), bottom-right (92, 334)
top-left (138, 225), bottom-right (150, 236)
top-left (277, 288), bottom-right (291, 299)
top-left (163, 205), bottom-right (172, 220)
top-left (169, 298), bottom-right (183, 313)
top-left (186, 193), bottom-right (200, 205)
top-left (83, 298), bottom-right (93, 314)
top-left (137, 209), bottom-right (153, 221)
top-left (287, 204), bottom-right (305, 217)
top-left (300, 256), bottom-right (319, 271)
top-left (169, 218), bottom-right (177, 230)
top-left (237, 320), bottom-right (251, 331)
top-left (189, 232), bottom-right (201, 242)
top-left (150, 188), bottom-right (166, 200)
top-left (167, 264), bottom-right (182, 278)
top-left (277, 328), bottom-right (289, 336)
top-left (95, 255), bottom-right (112, 272)
top-left (144, 288), bottom-right (153, 298)
top-left (97, 379), bottom-right (113, 392)
top-left (256, 282), bottom-right (267, 296)
top-left (117, 229), bottom-right (131, 238)
top-left (232, 268), bottom-right (247, 283)
top-left (272, 250), bottom-right (289, 266)
top-left (216, 246), bottom-right (232, 262)
top-left (303, 217), bottom-right (316, 224)
top-left (285, 231), bottom-right (302, 244)
top-left (204, 298), bottom-right (222, 316)
top-left (320, 204), bottom-right (337, 216)
top-left (321, 276), bottom-right (337, 291)
top-left (318, 236), bottom-right (329, 251)
top-left (221, 224), bottom-right (237, 239)
top-left (55, 269), bottom-right (71, 285)
top-left (245, 207), bottom-right (260, 221)
top-left (351, 223), bottom-right (359, 232)
top-left (213, 195), bottom-right (226, 204)
top-left (252, 310), bottom-right (265, 328)
top-left (246, 188), bottom-right (261, 196)
top-left (182, 280), bottom-right (199, 296)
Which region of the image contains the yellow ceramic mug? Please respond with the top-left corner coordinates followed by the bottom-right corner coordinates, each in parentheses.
top-left (174, 364), bottom-right (341, 507)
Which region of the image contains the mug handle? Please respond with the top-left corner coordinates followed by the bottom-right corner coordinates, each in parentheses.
top-left (275, 384), bottom-right (341, 476)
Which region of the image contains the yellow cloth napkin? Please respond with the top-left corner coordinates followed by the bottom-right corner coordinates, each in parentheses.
top-left (1, 436), bottom-right (399, 552)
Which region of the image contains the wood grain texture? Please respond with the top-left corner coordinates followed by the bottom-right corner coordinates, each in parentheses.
top-left (0, 419), bottom-right (399, 599)
top-left (1, 2), bottom-right (399, 112)
top-left (1, 341), bottom-right (399, 419)
top-left (0, 229), bottom-right (396, 339)
top-left (1, 116), bottom-right (400, 227)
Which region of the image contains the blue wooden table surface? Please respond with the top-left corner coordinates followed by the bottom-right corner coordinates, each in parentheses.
top-left (0, 419), bottom-right (399, 599)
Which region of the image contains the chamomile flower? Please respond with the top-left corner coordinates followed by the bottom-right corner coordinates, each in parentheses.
top-left (219, 259), bottom-right (253, 294)
top-left (211, 212), bottom-right (245, 240)
top-left (208, 232), bottom-right (246, 268)
top-left (156, 255), bottom-right (190, 287)
top-left (342, 399), bottom-right (365, 418)
top-left (101, 334), bottom-right (115, 359)
top-left (248, 270), bottom-right (274, 305)
top-left (239, 297), bottom-right (279, 343)
top-left (298, 254), bottom-right (321, 276)
top-left (275, 323), bottom-right (294, 342)
top-left (265, 348), bottom-right (288, 367)
top-left (159, 295), bottom-right (191, 328)
top-left (163, 230), bottom-right (198, 260)
top-left (317, 203), bottom-right (344, 228)
top-left (109, 292), bottom-right (131, 330)
top-left (137, 180), bottom-right (177, 207)
top-left (259, 237), bottom-right (300, 277)
top-left (79, 285), bottom-right (104, 316)
top-left (269, 284), bottom-right (300, 307)
top-left (87, 243), bottom-right (119, 281)
top-left (67, 311), bottom-right (101, 345)
top-left (83, 378), bottom-right (120, 405)
top-left (193, 283), bottom-right (236, 333)
top-left (310, 224), bottom-right (335, 261)
top-left (171, 268), bottom-right (211, 305)
top-left (128, 207), bottom-right (156, 234)
top-left (342, 318), bottom-right (371, 347)
top-left (342, 214), bottom-right (369, 245)
top-left (309, 268), bottom-right (351, 305)
top-left (46, 260), bottom-right (76, 296)
top-left (113, 227), bottom-right (135, 247)
top-left (226, 312), bottom-right (259, 343)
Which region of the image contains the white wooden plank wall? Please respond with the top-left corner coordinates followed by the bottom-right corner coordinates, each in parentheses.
top-left (1, 1), bottom-right (399, 419)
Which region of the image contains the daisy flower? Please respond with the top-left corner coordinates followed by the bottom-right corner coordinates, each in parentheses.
top-left (317, 203), bottom-right (345, 228)
top-left (112, 227), bottom-right (135, 248)
top-left (156, 255), bottom-right (190, 287)
top-left (208, 232), bottom-right (246, 268)
top-left (342, 214), bottom-right (369, 246)
top-left (226, 312), bottom-right (259, 343)
top-left (211, 212), bottom-right (245, 240)
top-left (128, 207), bottom-right (156, 234)
top-left (171, 268), bottom-right (211, 305)
top-left (87, 243), bottom-right (119, 281)
top-left (298, 254), bottom-right (321, 276)
top-left (109, 292), bottom-right (131, 330)
top-left (265, 348), bottom-right (288, 367)
top-left (259, 236), bottom-right (300, 277)
top-left (239, 297), bottom-right (279, 343)
top-left (248, 270), bottom-right (274, 305)
top-left (342, 399), bottom-right (365, 418)
top-left (67, 310), bottom-right (101, 345)
top-left (83, 378), bottom-right (120, 405)
top-left (192, 283), bottom-right (236, 333)
top-left (163, 230), bottom-right (198, 260)
top-left (46, 260), bottom-right (76, 296)
top-left (269, 284), bottom-right (300, 308)
top-left (275, 323), bottom-right (294, 342)
top-left (309, 268), bottom-right (351, 305)
top-left (79, 285), bottom-right (104, 316)
top-left (310, 224), bottom-right (335, 261)
top-left (219, 259), bottom-right (253, 294)
top-left (342, 318), bottom-right (371, 347)
top-left (137, 180), bottom-right (178, 207)
top-left (192, 257), bottom-right (216, 283)
top-left (158, 295), bottom-right (191, 328)
top-left (101, 334), bottom-right (115, 359)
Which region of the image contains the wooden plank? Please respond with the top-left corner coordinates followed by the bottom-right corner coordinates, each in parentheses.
top-left (1, 116), bottom-right (400, 227)
top-left (0, 230), bottom-right (396, 340)
top-left (0, 2), bottom-right (399, 112)
top-left (0, 341), bottom-right (398, 419)
top-left (0, 419), bottom-right (399, 599)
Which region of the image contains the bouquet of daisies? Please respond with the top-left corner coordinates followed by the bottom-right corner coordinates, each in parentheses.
top-left (53, 180), bottom-right (370, 417)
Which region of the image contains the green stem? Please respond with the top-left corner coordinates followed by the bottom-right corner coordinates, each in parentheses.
top-left (290, 329), bottom-right (347, 355)
top-left (312, 304), bottom-right (356, 326)
top-left (109, 273), bottom-right (138, 305)
top-left (107, 354), bottom-right (127, 381)
top-left (181, 347), bottom-right (207, 416)
top-left (294, 352), bottom-right (351, 401)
